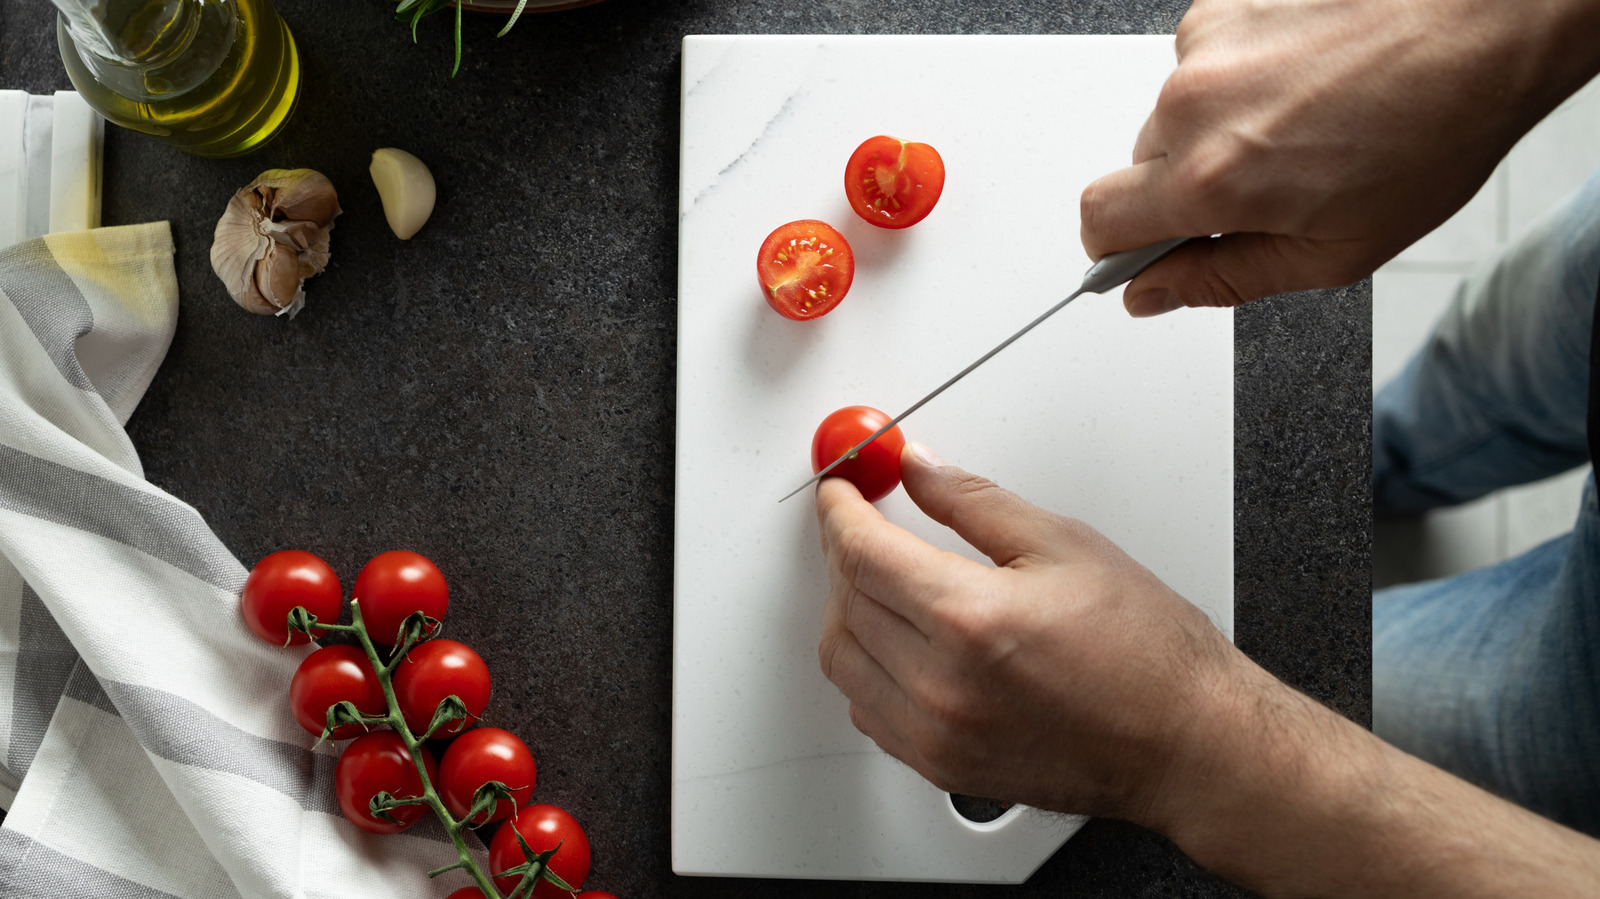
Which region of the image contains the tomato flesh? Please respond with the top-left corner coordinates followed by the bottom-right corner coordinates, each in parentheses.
top-left (811, 405), bottom-right (907, 503)
top-left (756, 219), bottom-right (854, 320)
top-left (845, 135), bottom-right (946, 229)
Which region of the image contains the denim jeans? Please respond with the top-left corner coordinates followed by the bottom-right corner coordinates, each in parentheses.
top-left (1373, 166), bottom-right (1600, 836)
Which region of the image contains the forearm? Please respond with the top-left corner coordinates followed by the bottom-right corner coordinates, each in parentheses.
top-left (1154, 656), bottom-right (1600, 897)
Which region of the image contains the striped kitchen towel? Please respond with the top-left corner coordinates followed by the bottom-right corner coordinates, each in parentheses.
top-left (0, 223), bottom-right (483, 898)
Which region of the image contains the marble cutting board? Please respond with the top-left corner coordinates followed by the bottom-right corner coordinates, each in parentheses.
top-left (673, 35), bottom-right (1233, 883)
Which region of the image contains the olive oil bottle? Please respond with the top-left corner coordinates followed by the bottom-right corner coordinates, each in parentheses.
top-left (54, 0), bottom-right (300, 158)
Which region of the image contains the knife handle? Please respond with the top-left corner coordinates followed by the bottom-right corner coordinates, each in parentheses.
top-left (1079, 236), bottom-right (1193, 295)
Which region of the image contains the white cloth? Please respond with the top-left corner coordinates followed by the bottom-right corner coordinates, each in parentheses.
top-left (0, 224), bottom-right (483, 898)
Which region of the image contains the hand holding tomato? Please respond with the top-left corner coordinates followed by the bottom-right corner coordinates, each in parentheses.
top-left (813, 441), bottom-right (1249, 824)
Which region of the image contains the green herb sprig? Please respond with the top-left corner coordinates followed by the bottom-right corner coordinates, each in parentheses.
top-left (392, 0), bottom-right (531, 76)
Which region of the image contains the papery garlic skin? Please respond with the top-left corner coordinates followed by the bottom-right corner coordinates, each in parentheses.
top-left (210, 169), bottom-right (342, 319)
top-left (369, 148), bottom-right (436, 240)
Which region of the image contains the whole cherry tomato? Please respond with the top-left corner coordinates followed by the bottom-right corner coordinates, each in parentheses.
top-left (392, 639), bottom-right (491, 737)
top-left (756, 219), bottom-right (855, 321)
top-left (438, 726), bottom-right (537, 825)
top-left (490, 804), bottom-right (591, 898)
top-left (334, 731), bottom-right (437, 835)
top-left (352, 550), bottom-right (449, 646)
top-left (844, 135), bottom-right (946, 229)
top-left (240, 550), bottom-right (342, 646)
top-left (811, 405), bottom-right (908, 503)
top-left (289, 645), bottom-right (387, 740)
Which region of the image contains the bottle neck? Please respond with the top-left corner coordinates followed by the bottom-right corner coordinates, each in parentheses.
top-left (54, 0), bottom-right (236, 101)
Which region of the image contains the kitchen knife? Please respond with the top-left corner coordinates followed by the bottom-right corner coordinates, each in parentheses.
top-left (779, 235), bottom-right (1195, 502)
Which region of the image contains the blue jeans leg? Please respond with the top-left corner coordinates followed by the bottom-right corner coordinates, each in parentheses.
top-left (1374, 475), bottom-right (1600, 835)
top-left (1373, 166), bottom-right (1600, 835)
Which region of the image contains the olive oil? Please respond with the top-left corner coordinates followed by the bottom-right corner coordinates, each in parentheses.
top-left (56, 0), bottom-right (299, 158)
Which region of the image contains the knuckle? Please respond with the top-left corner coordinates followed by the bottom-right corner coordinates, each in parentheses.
top-left (817, 630), bottom-right (849, 682)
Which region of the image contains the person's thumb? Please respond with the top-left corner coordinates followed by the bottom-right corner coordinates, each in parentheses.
top-left (898, 442), bottom-right (1085, 568)
top-left (1121, 231), bottom-right (1373, 317)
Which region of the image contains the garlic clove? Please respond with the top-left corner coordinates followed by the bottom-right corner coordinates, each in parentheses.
top-left (210, 168), bottom-right (341, 319)
top-left (369, 148), bottom-right (436, 240)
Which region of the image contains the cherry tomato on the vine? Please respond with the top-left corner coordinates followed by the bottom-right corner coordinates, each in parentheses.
top-left (289, 645), bottom-right (386, 740)
top-left (844, 135), bottom-right (946, 229)
top-left (352, 550), bottom-right (449, 646)
top-left (439, 726), bottom-right (537, 825)
top-left (811, 405), bottom-right (908, 503)
top-left (334, 731), bottom-right (437, 835)
top-left (393, 639), bottom-right (491, 737)
top-left (490, 804), bottom-right (592, 898)
top-left (240, 550), bottom-right (342, 646)
top-left (756, 219), bottom-right (855, 321)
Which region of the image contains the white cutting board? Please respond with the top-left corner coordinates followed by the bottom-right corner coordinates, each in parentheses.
top-left (673, 35), bottom-right (1233, 883)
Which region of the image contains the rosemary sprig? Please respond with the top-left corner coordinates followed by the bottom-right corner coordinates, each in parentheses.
top-left (392, 0), bottom-right (532, 77)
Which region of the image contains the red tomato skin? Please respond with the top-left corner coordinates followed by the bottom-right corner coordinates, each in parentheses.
top-left (288, 645), bottom-right (387, 740)
top-left (445, 890), bottom-right (485, 899)
top-left (352, 550), bottom-right (449, 646)
top-left (756, 220), bottom-right (855, 321)
top-left (334, 731), bottom-right (437, 835)
top-left (240, 550), bottom-right (343, 646)
top-left (576, 893), bottom-right (620, 899)
top-left (845, 135), bottom-right (946, 229)
top-left (439, 727), bottom-right (537, 824)
top-left (392, 639), bottom-right (491, 738)
top-left (810, 406), bottom-right (908, 503)
top-left (490, 804), bottom-right (592, 898)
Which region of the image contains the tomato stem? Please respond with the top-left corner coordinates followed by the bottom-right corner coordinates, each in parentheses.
top-left (348, 599), bottom-right (506, 898)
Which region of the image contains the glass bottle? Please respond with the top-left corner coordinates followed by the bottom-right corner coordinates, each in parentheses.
top-left (53, 0), bottom-right (301, 158)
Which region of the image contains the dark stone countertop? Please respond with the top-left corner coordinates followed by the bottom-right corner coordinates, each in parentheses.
top-left (0, 1), bottom-right (1370, 896)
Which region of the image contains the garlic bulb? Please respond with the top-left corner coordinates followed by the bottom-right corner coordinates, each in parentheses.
top-left (369, 148), bottom-right (436, 240)
top-left (210, 169), bottom-right (342, 319)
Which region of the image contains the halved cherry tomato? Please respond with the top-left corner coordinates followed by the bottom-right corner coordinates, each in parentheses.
top-left (756, 219), bottom-right (854, 321)
top-left (334, 730), bottom-right (437, 834)
top-left (845, 135), bottom-right (946, 229)
top-left (241, 550), bottom-right (343, 646)
top-left (392, 638), bottom-right (491, 737)
top-left (490, 804), bottom-right (591, 898)
top-left (811, 405), bottom-right (907, 503)
top-left (289, 644), bottom-right (387, 740)
top-left (352, 550), bottom-right (449, 646)
top-left (438, 726), bottom-right (537, 825)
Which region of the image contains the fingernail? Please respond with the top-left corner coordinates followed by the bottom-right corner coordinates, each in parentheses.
top-left (909, 441), bottom-right (945, 467)
top-left (1128, 288), bottom-right (1181, 318)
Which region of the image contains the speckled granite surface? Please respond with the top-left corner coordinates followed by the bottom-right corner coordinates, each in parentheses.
top-left (0, 1), bottom-right (1369, 896)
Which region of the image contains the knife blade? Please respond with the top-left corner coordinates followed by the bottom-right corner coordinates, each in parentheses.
top-left (778, 236), bottom-right (1195, 503)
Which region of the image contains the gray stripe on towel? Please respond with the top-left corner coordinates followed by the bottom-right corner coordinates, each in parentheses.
top-left (0, 239), bottom-right (96, 392)
top-left (0, 444), bottom-right (245, 594)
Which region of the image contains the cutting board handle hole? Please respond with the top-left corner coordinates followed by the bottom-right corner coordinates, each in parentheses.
top-left (948, 793), bottom-right (1016, 828)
